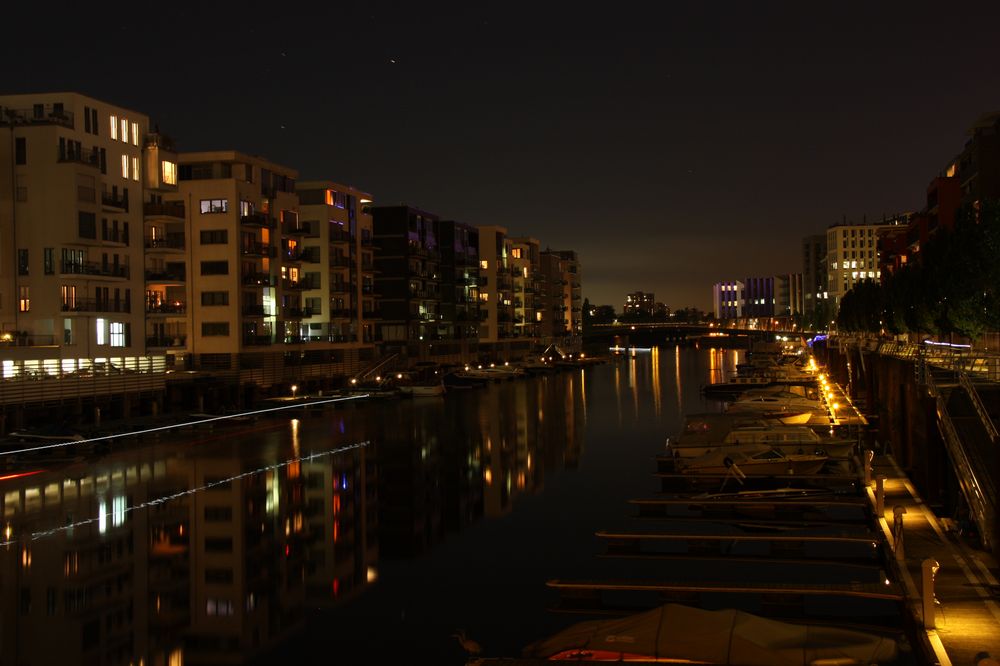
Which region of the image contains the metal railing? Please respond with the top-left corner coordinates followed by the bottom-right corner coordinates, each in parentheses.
top-left (926, 371), bottom-right (996, 552)
top-left (143, 201), bottom-right (186, 218)
top-left (61, 260), bottom-right (130, 279)
top-left (959, 372), bottom-right (999, 442)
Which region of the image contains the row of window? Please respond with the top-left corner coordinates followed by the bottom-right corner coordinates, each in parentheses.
top-left (109, 114), bottom-right (140, 147)
top-left (17, 247), bottom-right (129, 277)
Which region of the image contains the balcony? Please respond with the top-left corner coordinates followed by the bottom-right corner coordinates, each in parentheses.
top-left (301, 247), bottom-right (321, 263)
top-left (330, 308), bottom-right (354, 319)
top-left (330, 283), bottom-right (351, 295)
top-left (283, 223), bottom-right (308, 237)
top-left (242, 272), bottom-right (274, 287)
top-left (147, 335), bottom-right (187, 348)
top-left (282, 307), bottom-right (314, 319)
top-left (145, 269), bottom-right (186, 283)
top-left (281, 278), bottom-right (318, 291)
top-left (57, 145), bottom-right (101, 169)
top-left (241, 242), bottom-right (274, 258)
top-left (145, 235), bottom-right (185, 252)
top-left (242, 304), bottom-right (266, 317)
top-left (61, 260), bottom-right (130, 279)
top-left (242, 335), bottom-right (273, 346)
top-left (102, 228), bottom-right (130, 245)
top-left (1, 104), bottom-right (74, 128)
top-left (0, 332), bottom-right (58, 347)
top-left (329, 255), bottom-right (351, 268)
top-left (282, 246), bottom-right (304, 263)
top-left (361, 283), bottom-right (377, 295)
top-left (146, 301), bottom-right (186, 315)
top-left (144, 201), bottom-right (186, 219)
top-left (362, 310), bottom-right (381, 320)
top-left (101, 191), bottom-right (129, 211)
top-left (61, 298), bottom-right (131, 314)
top-left (240, 213), bottom-right (275, 229)
top-left (330, 229), bottom-right (352, 244)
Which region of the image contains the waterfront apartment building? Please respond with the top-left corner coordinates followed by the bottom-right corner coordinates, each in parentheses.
top-left (297, 181), bottom-right (378, 346)
top-left (0, 93), bottom-right (152, 365)
top-left (508, 236), bottom-right (541, 339)
top-left (825, 218), bottom-right (905, 309)
top-left (712, 280), bottom-right (743, 319)
top-left (478, 226), bottom-right (515, 342)
top-left (438, 221), bottom-right (482, 341)
top-left (623, 291), bottom-right (655, 317)
top-left (774, 273), bottom-right (803, 318)
top-left (174, 151), bottom-right (303, 353)
top-left (540, 249), bottom-right (582, 338)
top-left (371, 206), bottom-right (443, 342)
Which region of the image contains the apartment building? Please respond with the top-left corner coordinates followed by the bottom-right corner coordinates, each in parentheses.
top-left (175, 151), bottom-right (301, 354)
top-left (623, 291), bottom-right (654, 317)
top-left (540, 249), bottom-right (581, 338)
top-left (438, 221), bottom-right (482, 341)
top-left (508, 236), bottom-right (541, 339)
top-left (825, 218), bottom-right (905, 308)
top-left (0, 93), bottom-right (152, 367)
top-left (371, 206), bottom-right (442, 342)
top-left (712, 280), bottom-right (743, 320)
top-left (297, 181), bottom-right (378, 346)
top-left (477, 226), bottom-right (515, 342)
top-left (801, 234), bottom-right (827, 317)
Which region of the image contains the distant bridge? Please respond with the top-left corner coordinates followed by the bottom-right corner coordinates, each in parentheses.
top-left (584, 322), bottom-right (815, 348)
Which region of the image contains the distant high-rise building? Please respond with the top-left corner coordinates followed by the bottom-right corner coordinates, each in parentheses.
top-left (508, 236), bottom-right (542, 339)
top-left (743, 277), bottom-right (775, 318)
top-left (774, 273), bottom-right (803, 317)
top-left (825, 218), bottom-right (905, 309)
top-left (540, 250), bottom-right (581, 338)
top-left (623, 291), bottom-right (654, 317)
top-left (438, 220), bottom-right (481, 341)
top-left (477, 225), bottom-right (513, 342)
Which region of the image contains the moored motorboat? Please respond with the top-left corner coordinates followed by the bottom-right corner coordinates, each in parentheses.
top-left (397, 383), bottom-right (446, 397)
top-left (665, 413), bottom-right (856, 459)
top-left (675, 443), bottom-right (829, 477)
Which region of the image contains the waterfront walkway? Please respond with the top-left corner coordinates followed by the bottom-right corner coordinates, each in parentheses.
top-left (869, 452), bottom-right (1000, 666)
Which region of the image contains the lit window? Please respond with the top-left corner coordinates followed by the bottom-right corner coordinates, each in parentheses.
top-left (110, 322), bottom-right (125, 347)
top-left (162, 160), bottom-right (177, 185)
top-left (121, 155), bottom-right (128, 179)
top-left (120, 118), bottom-right (128, 142)
top-left (131, 156), bottom-right (139, 181)
top-left (131, 121), bottom-right (139, 146)
top-left (109, 114), bottom-right (118, 140)
top-left (18, 286), bottom-right (30, 312)
top-left (480, 260), bottom-right (488, 270)
top-left (832, 262), bottom-right (838, 270)
top-left (96, 318), bottom-right (107, 345)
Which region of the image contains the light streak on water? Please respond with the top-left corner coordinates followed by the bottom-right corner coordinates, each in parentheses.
top-left (0, 394), bottom-right (370, 457)
top-left (1, 440), bottom-right (369, 546)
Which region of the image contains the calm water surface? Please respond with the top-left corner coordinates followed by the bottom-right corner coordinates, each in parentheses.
top-left (2, 347), bottom-right (746, 664)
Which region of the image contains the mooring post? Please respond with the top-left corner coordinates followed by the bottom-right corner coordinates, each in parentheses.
top-left (921, 558), bottom-right (940, 629)
top-left (863, 448), bottom-right (874, 486)
top-left (875, 474), bottom-right (887, 517)
top-left (892, 505), bottom-right (907, 559)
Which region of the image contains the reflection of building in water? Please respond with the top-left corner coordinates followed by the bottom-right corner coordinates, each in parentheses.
top-left (0, 434), bottom-right (373, 665)
top-left (302, 443), bottom-right (378, 605)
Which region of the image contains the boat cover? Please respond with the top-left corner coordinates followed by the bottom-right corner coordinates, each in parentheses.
top-left (523, 603), bottom-right (898, 664)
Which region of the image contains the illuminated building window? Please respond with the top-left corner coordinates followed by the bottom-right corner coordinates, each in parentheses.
top-left (131, 156), bottom-right (139, 181)
top-left (19, 286), bottom-right (30, 312)
top-left (110, 322), bottom-right (125, 347)
top-left (162, 160), bottom-right (177, 185)
top-left (206, 599), bottom-right (234, 616)
top-left (120, 118), bottom-right (128, 142)
top-left (96, 318), bottom-right (107, 345)
top-left (121, 155), bottom-right (128, 179)
top-left (480, 260), bottom-right (488, 270)
top-left (131, 121), bottom-right (139, 146)
top-left (109, 114), bottom-right (118, 140)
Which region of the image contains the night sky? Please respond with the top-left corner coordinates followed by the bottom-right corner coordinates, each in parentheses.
top-left (5, 2), bottom-right (1000, 310)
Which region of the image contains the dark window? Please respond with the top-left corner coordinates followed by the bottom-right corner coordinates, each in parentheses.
top-left (205, 568), bottom-right (234, 584)
top-left (17, 249), bottom-right (28, 275)
top-left (204, 537), bottom-right (233, 553)
top-left (201, 291), bottom-right (229, 306)
top-left (78, 212), bottom-right (97, 239)
top-left (15, 137), bottom-right (26, 165)
top-left (204, 506), bottom-right (233, 521)
top-left (200, 261), bottom-right (229, 275)
top-left (202, 322), bottom-right (230, 336)
top-left (44, 248), bottom-right (54, 274)
top-left (84, 106), bottom-right (91, 133)
top-left (91, 108), bottom-right (98, 135)
top-left (200, 229), bottom-right (228, 244)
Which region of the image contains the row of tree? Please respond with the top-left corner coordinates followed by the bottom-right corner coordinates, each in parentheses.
top-left (836, 201), bottom-right (1000, 339)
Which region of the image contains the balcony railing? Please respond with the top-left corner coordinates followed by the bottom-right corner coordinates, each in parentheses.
top-left (242, 335), bottom-right (273, 346)
top-left (330, 283), bottom-right (351, 294)
top-left (57, 145), bottom-right (101, 168)
top-left (145, 269), bottom-right (186, 282)
top-left (282, 307), bottom-right (314, 319)
top-left (61, 298), bottom-right (131, 314)
top-left (145, 235), bottom-right (185, 251)
top-left (240, 213), bottom-right (275, 229)
top-left (329, 255), bottom-right (351, 268)
top-left (241, 242), bottom-right (274, 258)
top-left (242, 304), bottom-right (266, 317)
top-left (242, 272), bottom-right (274, 286)
top-left (143, 201), bottom-right (186, 218)
top-left (283, 247), bottom-right (304, 262)
top-left (301, 248), bottom-right (321, 263)
top-left (330, 229), bottom-right (352, 243)
top-left (146, 302), bottom-right (186, 315)
top-left (0, 333), bottom-right (58, 347)
top-left (147, 335), bottom-right (187, 348)
top-left (101, 191), bottom-right (129, 211)
top-left (61, 260), bottom-right (130, 279)
top-left (330, 308), bottom-right (354, 319)
top-left (1, 104), bottom-right (74, 128)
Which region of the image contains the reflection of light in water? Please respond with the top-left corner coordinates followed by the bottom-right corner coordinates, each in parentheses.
top-left (709, 347), bottom-right (718, 382)
top-left (651, 346), bottom-right (661, 417)
top-left (366, 566), bottom-right (378, 583)
top-left (614, 364), bottom-right (623, 425)
top-left (484, 468), bottom-right (492, 485)
top-left (631, 354), bottom-right (639, 420)
top-left (8, 441), bottom-right (368, 546)
top-left (579, 369), bottom-right (587, 422)
top-left (675, 344), bottom-right (683, 414)
top-left (291, 418), bottom-right (300, 456)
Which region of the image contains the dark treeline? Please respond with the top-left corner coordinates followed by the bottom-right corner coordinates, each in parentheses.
top-left (836, 201), bottom-right (1000, 339)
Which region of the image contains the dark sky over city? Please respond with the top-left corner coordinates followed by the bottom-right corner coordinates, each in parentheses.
top-left (5, 2), bottom-right (1000, 310)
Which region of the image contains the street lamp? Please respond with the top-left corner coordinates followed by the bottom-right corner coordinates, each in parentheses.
top-left (291, 384), bottom-right (298, 399)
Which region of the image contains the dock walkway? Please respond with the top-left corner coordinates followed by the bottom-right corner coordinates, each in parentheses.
top-left (870, 452), bottom-right (1000, 665)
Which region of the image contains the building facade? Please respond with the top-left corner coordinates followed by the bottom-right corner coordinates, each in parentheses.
top-left (539, 249), bottom-right (581, 338)
top-left (508, 236), bottom-right (541, 339)
top-left (801, 234), bottom-right (827, 318)
top-left (825, 218), bottom-right (905, 309)
top-left (623, 291), bottom-right (655, 317)
top-left (712, 280), bottom-right (743, 320)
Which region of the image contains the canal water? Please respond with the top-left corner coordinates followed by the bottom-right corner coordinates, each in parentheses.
top-left (1, 347), bottom-right (748, 664)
